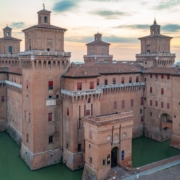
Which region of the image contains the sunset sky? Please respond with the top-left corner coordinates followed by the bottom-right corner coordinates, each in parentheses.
top-left (0, 0), bottom-right (180, 62)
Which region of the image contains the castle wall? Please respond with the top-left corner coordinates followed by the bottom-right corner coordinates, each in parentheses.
top-left (0, 40), bottom-right (20, 54)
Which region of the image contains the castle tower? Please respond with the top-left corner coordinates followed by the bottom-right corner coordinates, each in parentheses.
top-left (0, 26), bottom-right (21, 54)
top-left (19, 6), bottom-right (71, 170)
top-left (83, 33), bottom-right (113, 63)
top-left (136, 19), bottom-right (175, 68)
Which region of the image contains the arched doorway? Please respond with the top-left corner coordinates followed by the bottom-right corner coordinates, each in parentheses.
top-left (111, 147), bottom-right (118, 168)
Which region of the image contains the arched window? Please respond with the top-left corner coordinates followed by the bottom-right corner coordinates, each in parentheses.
top-left (153, 29), bottom-right (155, 34)
top-left (7, 32), bottom-right (9, 36)
top-left (44, 16), bottom-right (48, 23)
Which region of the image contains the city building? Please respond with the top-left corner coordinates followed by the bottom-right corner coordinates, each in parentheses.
top-left (0, 6), bottom-right (179, 180)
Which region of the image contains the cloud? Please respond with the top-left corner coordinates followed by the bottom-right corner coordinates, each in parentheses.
top-left (65, 35), bottom-right (138, 43)
top-left (53, 0), bottom-right (80, 12)
top-left (92, 10), bottom-right (130, 19)
top-left (10, 22), bottom-right (25, 29)
top-left (157, 0), bottom-right (180, 10)
top-left (161, 24), bottom-right (180, 32)
top-left (116, 24), bottom-right (149, 29)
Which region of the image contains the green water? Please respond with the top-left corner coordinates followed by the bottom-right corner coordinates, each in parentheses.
top-left (0, 132), bottom-right (82, 180)
top-left (132, 137), bottom-right (180, 167)
top-left (1, 132), bottom-right (180, 180)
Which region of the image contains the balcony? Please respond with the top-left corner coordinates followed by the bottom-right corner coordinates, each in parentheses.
top-left (46, 98), bottom-right (56, 106)
top-left (136, 53), bottom-right (176, 57)
top-left (83, 54), bottom-right (113, 58)
top-left (61, 89), bottom-right (103, 97)
top-left (18, 51), bottom-right (71, 57)
top-left (0, 80), bottom-right (22, 89)
top-left (97, 82), bottom-right (145, 89)
top-left (0, 54), bottom-right (18, 58)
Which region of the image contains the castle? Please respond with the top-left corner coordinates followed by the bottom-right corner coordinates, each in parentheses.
top-left (0, 6), bottom-right (179, 180)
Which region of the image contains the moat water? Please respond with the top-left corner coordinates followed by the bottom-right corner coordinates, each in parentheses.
top-left (1, 132), bottom-right (180, 180)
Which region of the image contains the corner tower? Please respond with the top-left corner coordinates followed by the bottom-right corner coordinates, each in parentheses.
top-left (136, 19), bottom-right (175, 68)
top-left (19, 6), bottom-right (71, 170)
top-left (83, 33), bottom-right (113, 63)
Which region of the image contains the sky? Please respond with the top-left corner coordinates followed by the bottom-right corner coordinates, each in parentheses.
top-left (0, 0), bottom-right (180, 62)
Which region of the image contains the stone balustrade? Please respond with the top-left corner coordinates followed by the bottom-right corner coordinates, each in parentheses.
top-left (0, 80), bottom-right (22, 89)
top-left (83, 54), bottom-right (113, 58)
top-left (136, 53), bottom-right (175, 57)
top-left (0, 54), bottom-right (18, 58)
top-left (18, 50), bottom-right (71, 57)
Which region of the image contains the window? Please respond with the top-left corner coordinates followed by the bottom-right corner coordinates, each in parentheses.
top-left (161, 88), bottom-right (164, 95)
top-left (97, 79), bottom-right (99, 86)
top-left (122, 100), bottom-right (125, 109)
top-left (78, 144), bottom-right (82, 152)
top-left (150, 100), bottom-right (152, 106)
top-left (67, 108), bottom-right (69, 116)
top-left (150, 87), bottom-right (152, 93)
top-left (90, 82), bottom-right (94, 89)
top-left (129, 77), bottom-right (132, 83)
top-left (141, 97), bottom-right (144, 105)
top-left (167, 103), bottom-right (170, 109)
top-left (1, 96), bottom-right (4, 102)
top-left (77, 82), bottom-right (82, 90)
top-left (141, 116), bottom-right (144, 122)
top-left (86, 109), bottom-right (90, 116)
top-left (49, 136), bottom-right (53, 144)
top-left (140, 109), bottom-right (143, 114)
top-left (26, 80), bottom-right (28, 89)
top-left (48, 81), bottom-right (53, 90)
top-left (174, 115), bottom-right (176, 118)
top-left (121, 77), bottom-right (124, 84)
top-left (104, 79), bottom-right (108, 85)
top-left (88, 97), bottom-right (91, 103)
top-left (89, 157), bottom-right (92, 164)
top-left (26, 134), bottom-right (28, 143)
top-left (131, 99), bottom-right (134, 106)
top-left (161, 74), bottom-right (164, 79)
top-left (155, 74), bottom-right (158, 79)
top-left (167, 75), bottom-right (170, 79)
top-left (89, 144), bottom-right (91, 148)
top-left (48, 113), bottom-right (52, 121)
top-left (161, 102), bottom-right (164, 108)
top-left (150, 112), bottom-right (152, 116)
top-left (8, 46), bottom-right (13, 53)
top-left (150, 74), bottom-right (152, 78)
top-left (56, 95), bottom-right (59, 99)
top-left (136, 76), bottom-right (139, 82)
top-left (155, 101), bottom-right (158, 107)
top-left (113, 78), bottom-right (116, 84)
top-left (103, 160), bottom-right (106, 165)
top-left (66, 143), bottom-right (69, 149)
top-left (29, 113), bottom-right (31, 122)
top-left (114, 101), bottom-right (117, 109)
top-left (44, 16), bottom-right (48, 23)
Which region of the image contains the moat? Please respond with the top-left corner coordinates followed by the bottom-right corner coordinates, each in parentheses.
top-left (0, 132), bottom-right (180, 180)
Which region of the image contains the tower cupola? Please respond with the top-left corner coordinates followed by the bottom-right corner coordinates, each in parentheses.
top-left (3, 26), bottom-right (12, 37)
top-left (94, 33), bottom-right (102, 41)
top-left (37, 4), bottom-right (51, 25)
top-left (150, 18), bottom-right (161, 35)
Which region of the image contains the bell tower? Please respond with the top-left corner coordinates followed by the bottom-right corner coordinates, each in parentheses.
top-left (38, 4), bottom-right (51, 25)
top-left (150, 19), bottom-right (161, 35)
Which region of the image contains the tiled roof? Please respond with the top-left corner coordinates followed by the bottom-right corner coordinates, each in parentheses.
top-left (139, 34), bottom-right (172, 39)
top-left (86, 40), bottom-right (110, 45)
top-left (144, 66), bottom-right (180, 75)
top-left (22, 24), bottom-right (67, 32)
top-left (0, 37), bottom-right (21, 41)
top-left (63, 61), bottom-right (142, 77)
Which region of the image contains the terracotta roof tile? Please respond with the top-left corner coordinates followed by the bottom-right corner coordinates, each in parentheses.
top-left (86, 40), bottom-right (110, 45)
top-left (0, 37), bottom-right (21, 41)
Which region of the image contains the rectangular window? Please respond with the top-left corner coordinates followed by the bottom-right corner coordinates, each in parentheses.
top-left (67, 108), bottom-right (69, 116)
top-left (114, 101), bottom-right (117, 109)
top-left (77, 82), bottom-right (82, 90)
top-left (141, 116), bottom-right (144, 122)
top-left (140, 109), bottom-right (143, 114)
top-left (90, 82), bottom-right (94, 89)
top-left (155, 74), bottom-right (158, 79)
top-left (26, 80), bottom-right (28, 89)
top-left (150, 100), bottom-right (152, 106)
top-left (86, 109), bottom-right (90, 116)
top-left (48, 113), bottom-right (52, 121)
top-left (89, 157), bottom-right (92, 164)
top-left (97, 79), bottom-right (99, 86)
top-left (113, 78), bottom-right (116, 84)
top-left (129, 77), bottom-right (132, 83)
top-left (8, 46), bottom-right (13, 53)
top-left (49, 136), bottom-right (53, 144)
top-left (26, 134), bottom-right (28, 143)
top-left (122, 100), bottom-right (125, 109)
top-left (121, 77), bottom-right (124, 84)
top-left (104, 79), bottom-right (108, 85)
top-left (167, 75), bottom-right (170, 79)
top-left (48, 81), bottom-right (53, 90)
top-left (131, 99), bottom-right (134, 107)
top-left (167, 103), bottom-right (170, 109)
top-left (103, 160), bottom-right (106, 166)
top-left (156, 101), bottom-right (158, 107)
top-left (150, 87), bottom-right (152, 93)
top-left (141, 97), bottom-right (144, 105)
top-left (78, 144), bottom-right (82, 152)
top-left (161, 102), bottom-right (164, 108)
top-left (1, 96), bottom-right (4, 102)
top-left (161, 88), bottom-right (164, 95)
top-left (136, 76), bottom-right (139, 82)
top-left (161, 74), bottom-right (164, 79)
top-left (150, 74), bottom-right (152, 78)
top-left (29, 113), bottom-right (31, 122)
top-left (150, 112), bottom-right (152, 116)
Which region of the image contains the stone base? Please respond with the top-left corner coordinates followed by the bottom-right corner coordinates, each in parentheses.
top-left (63, 148), bottom-right (84, 170)
top-left (144, 126), bottom-right (171, 142)
top-left (0, 119), bottom-right (7, 132)
top-left (6, 123), bottom-right (21, 144)
top-left (21, 143), bottom-right (62, 170)
top-left (170, 134), bottom-right (180, 149)
top-left (82, 163), bottom-right (110, 180)
top-left (133, 125), bottom-right (143, 139)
